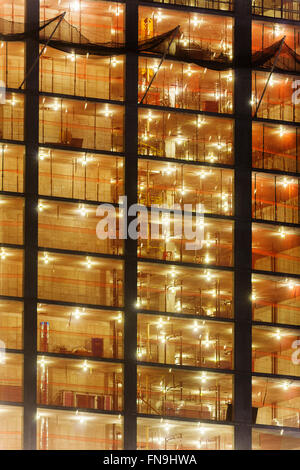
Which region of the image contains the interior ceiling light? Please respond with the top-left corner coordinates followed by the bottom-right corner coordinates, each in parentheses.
top-left (74, 308), bottom-right (84, 319)
top-left (78, 204), bottom-right (87, 217)
top-left (200, 372), bottom-right (207, 383)
top-left (43, 252), bottom-right (49, 264)
top-left (275, 329), bottom-right (281, 340)
top-left (282, 381), bottom-right (290, 390)
top-left (71, 1), bottom-right (80, 12)
top-left (155, 11), bottom-right (163, 22)
top-left (0, 248), bottom-right (6, 260)
top-left (282, 177), bottom-right (291, 188)
top-left (279, 126), bottom-right (286, 137)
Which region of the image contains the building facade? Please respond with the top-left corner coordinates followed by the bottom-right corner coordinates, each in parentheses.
top-left (0, 0), bottom-right (299, 450)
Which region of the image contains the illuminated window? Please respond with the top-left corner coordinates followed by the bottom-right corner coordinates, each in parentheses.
top-left (37, 357), bottom-right (123, 411)
top-left (253, 122), bottom-right (300, 173)
top-left (137, 417), bottom-right (233, 450)
top-left (139, 214), bottom-right (233, 267)
top-left (252, 273), bottom-right (300, 326)
top-left (139, 7), bottom-right (233, 59)
top-left (0, 405), bottom-right (23, 450)
top-left (139, 159), bottom-right (234, 216)
top-left (38, 148), bottom-right (123, 203)
top-left (38, 199), bottom-right (123, 255)
top-left (253, 223), bottom-right (300, 275)
top-left (138, 109), bottom-right (234, 163)
top-left (253, 325), bottom-right (300, 377)
top-left (138, 262), bottom-right (233, 318)
top-left (40, 1), bottom-right (125, 44)
top-left (38, 252), bottom-right (123, 306)
top-left (37, 304), bottom-right (123, 359)
top-left (252, 72), bottom-right (300, 123)
top-left (253, 376), bottom-right (300, 428)
top-left (137, 365), bottom-right (233, 420)
top-left (0, 42), bottom-right (24, 89)
top-left (0, 144), bottom-right (24, 193)
top-left (40, 47), bottom-right (125, 101)
top-left (252, 0), bottom-right (300, 21)
top-left (139, 58), bottom-right (233, 113)
top-left (39, 97), bottom-right (124, 152)
top-left (141, 0), bottom-right (233, 11)
top-left (138, 314), bottom-right (233, 369)
top-left (253, 427), bottom-right (300, 450)
top-left (0, 92), bottom-right (24, 141)
top-left (37, 408), bottom-right (123, 450)
top-left (0, 196), bottom-right (23, 245)
top-left (0, 0), bottom-right (24, 23)
top-left (0, 300), bottom-right (23, 350)
top-left (253, 21), bottom-right (300, 73)
top-left (0, 247), bottom-right (23, 297)
top-left (253, 172), bottom-right (300, 224)
top-left (0, 353), bottom-right (23, 403)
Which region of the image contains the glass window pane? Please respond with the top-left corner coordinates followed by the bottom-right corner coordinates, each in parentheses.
top-left (0, 92), bottom-right (24, 141)
top-left (0, 195), bottom-right (23, 245)
top-left (139, 58), bottom-right (233, 112)
top-left (141, 0), bottom-right (233, 11)
top-left (38, 199), bottom-right (123, 255)
top-left (139, 214), bottom-right (233, 267)
top-left (138, 262), bottom-right (233, 319)
top-left (0, 248), bottom-right (23, 297)
top-left (0, 0), bottom-right (24, 23)
top-left (0, 144), bottom-right (24, 193)
top-left (252, 273), bottom-right (300, 326)
top-left (0, 300), bottom-right (23, 350)
top-left (38, 252), bottom-right (123, 306)
top-left (252, 172), bottom-right (300, 224)
top-left (138, 314), bottom-right (233, 369)
top-left (252, 72), bottom-right (300, 123)
top-left (0, 42), bottom-right (24, 89)
top-left (0, 353), bottom-right (23, 403)
top-left (139, 159), bottom-right (234, 216)
top-left (37, 408), bottom-right (123, 450)
top-left (253, 21), bottom-right (300, 73)
top-left (137, 417), bottom-right (233, 450)
top-left (139, 8), bottom-right (233, 60)
top-left (253, 376), bottom-right (300, 428)
top-left (40, 47), bottom-right (125, 101)
top-left (252, 0), bottom-right (300, 21)
top-left (253, 223), bottom-right (300, 275)
top-left (37, 357), bottom-right (123, 411)
top-left (40, 1), bottom-right (124, 44)
top-left (39, 148), bottom-right (123, 203)
top-left (253, 123), bottom-right (300, 173)
top-left (39, 97), bottom-right (124, 152)
top-left (139, 109), bottom-right (234, 164)
top-left (253, 325), bottom-right (300, 377)
top-left (0, 405), bottom-right (23, 450)
top-left (37, 304), bottom-right (123, 359)
top-left (253, 427), bottom-right (300, 450)
top-left (137, 365), bottom-right (233, 420)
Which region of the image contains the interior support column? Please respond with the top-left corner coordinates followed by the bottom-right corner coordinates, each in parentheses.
top-left (23, 0), bottom-right (40, 451)
top-left (233, 0), bottom-right (253, 451)
top-left (124, 0), bottom-right (139, 450)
